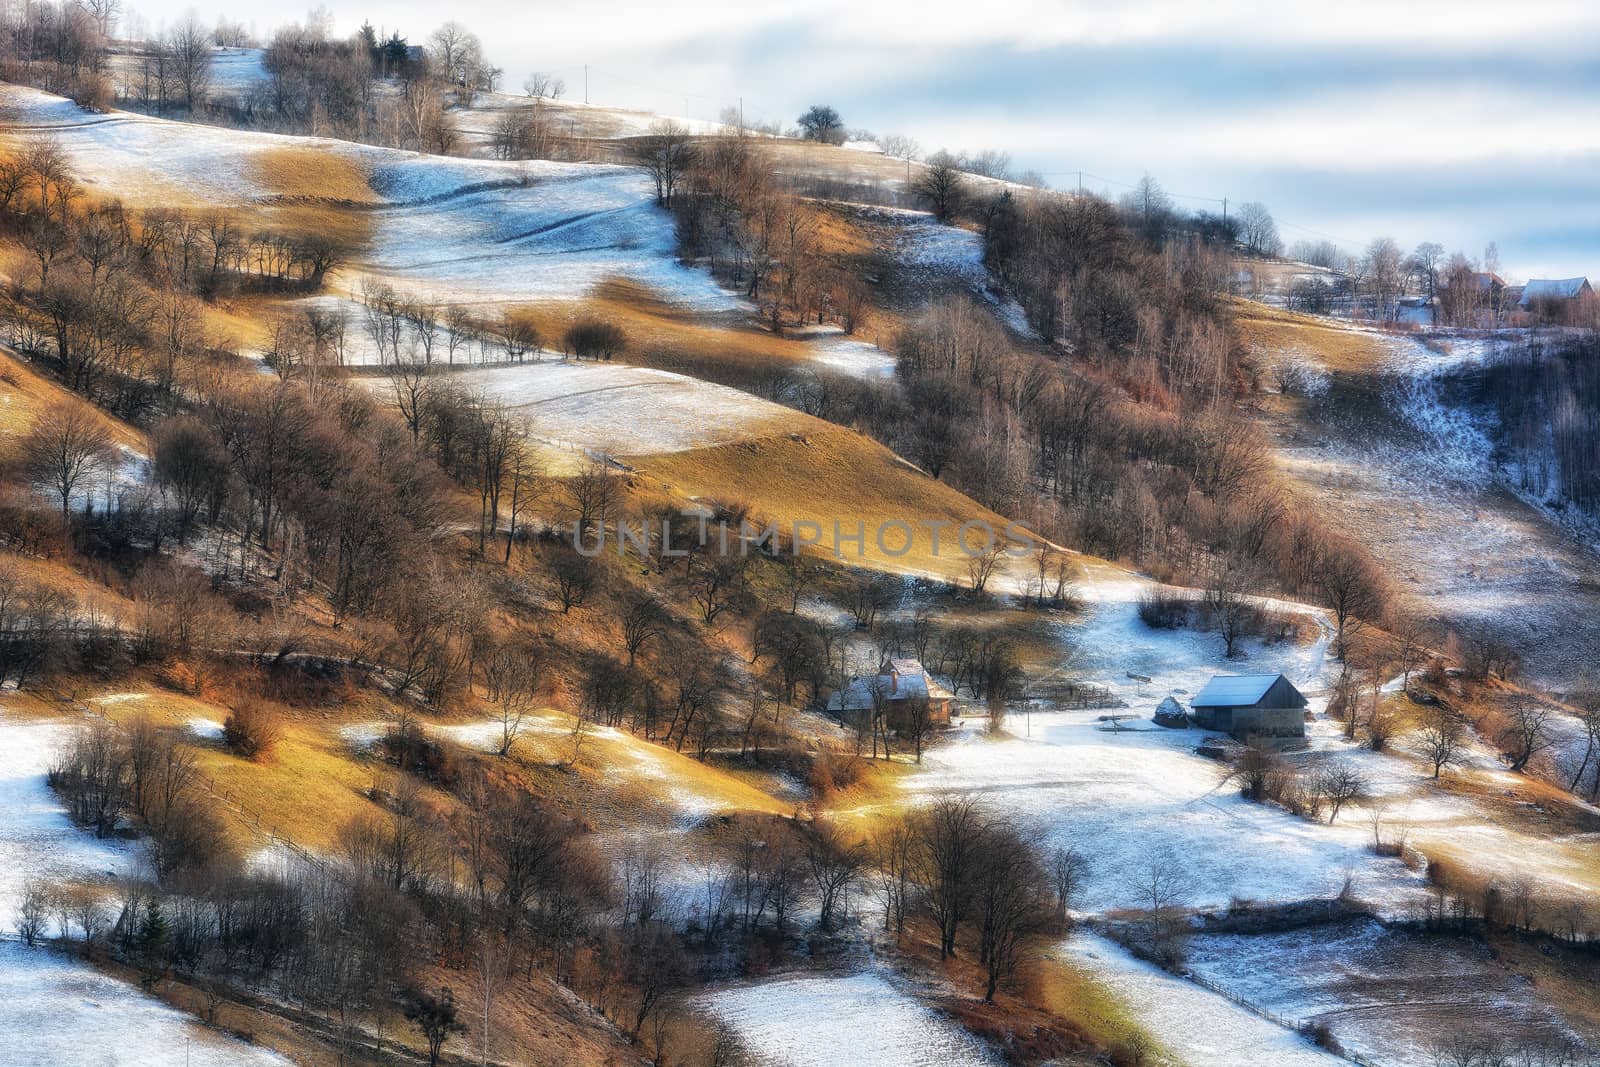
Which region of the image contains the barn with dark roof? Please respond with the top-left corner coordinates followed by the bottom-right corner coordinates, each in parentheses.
top-left (1189, 673), bottom-right (1307, 738)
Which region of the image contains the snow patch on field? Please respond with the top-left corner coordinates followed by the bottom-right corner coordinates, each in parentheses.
top-left (361, 160), bottom-right (745, 312)
top-left (701, 971), bottom-right (998, 1067)
top-left (1185, 919), bottom-right (1598, 1063)
top-left (898, 568), bottom-right (1435, 915)
top-left (0, 712), bottom-right (287, 1066)
top-left (404, 360), bottom-right (797, 454)
top-left (905, 709), bottom-right (1426, 915)
top-left (809, 336), bottom-right (897, 379)
top-left (1061, 933), bottom-right (1344, 1067)
top-left (0, 717), bottom-right (130, 929)
top-left (207, 48), bottom-right (268, 93)
top-left (187, 717), bottom-right (224, 741)
top-left (0, 941), bottom-right (291, 1066)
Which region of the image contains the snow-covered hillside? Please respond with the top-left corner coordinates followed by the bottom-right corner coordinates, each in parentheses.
top-left (1258, 318), bottom-right (1600, 690)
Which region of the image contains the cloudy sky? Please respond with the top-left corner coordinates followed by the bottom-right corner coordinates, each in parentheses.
top-left (137, 1), bottom-right (1598, 280)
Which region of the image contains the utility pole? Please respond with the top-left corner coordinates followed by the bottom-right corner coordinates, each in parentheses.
top-left (1222, 197), bottom-right (1227, 223)
top-left (739, 96), bottom-right (744, 130)
top-left (1077, 170), bottom-right (1082, 195)
top-left (583, 64), bottom-right (588, 104)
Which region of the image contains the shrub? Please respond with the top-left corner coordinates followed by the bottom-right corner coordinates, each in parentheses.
top-left (1136, 590), bottom-right (1191, 629)
top-left (1299, 1022), bottom-right (1343, 1055)
top-left (379, 717), bottom-right (457, 784)
top-left (157, 660), bottom-right (202, 696)
top-left (562, 317), bottom-right (627, 361)
top-left (223, 700), bottom-right (281, 761)
top-left (807, 749), bottom-right (864, 796)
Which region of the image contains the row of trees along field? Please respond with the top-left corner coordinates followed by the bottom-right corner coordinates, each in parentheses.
top-left (30, 702), bottom-right (1083, 1062)
top-left (0, 135), bottom-right (351, 421)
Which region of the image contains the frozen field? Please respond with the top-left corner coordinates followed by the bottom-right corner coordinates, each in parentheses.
top-left (1061, 933), bottom-right (1344, 1067)
top-left (894, 566), bottom-right (1438, 914)
top-left (0, 710), bottom-right (288, 1067)
top-left (359, 157), bottom-right (745, 312)
top-left (1185, 919), bottom-right (1599, 1064)
top-left (904, 710), bottom-right (1428, 915)
top-left (387, 360), bottom-right (802, 454)
top-left (701, 972), bottom-right (997, 1067)
top-left (0, 86), bottom-right (743, 314)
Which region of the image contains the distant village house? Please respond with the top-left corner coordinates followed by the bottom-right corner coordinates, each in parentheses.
top-left (1517, 277), bottom-right (1595, 324)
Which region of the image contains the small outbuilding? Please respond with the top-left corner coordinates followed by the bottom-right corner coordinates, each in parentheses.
top-left (1189, 673), bottom-right (1307, 739)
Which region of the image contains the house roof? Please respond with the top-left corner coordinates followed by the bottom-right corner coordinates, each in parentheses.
top-left (885, 657), bottom-right (925, 675)
top-left (829, 664), bottom-right (954, 711)
top-left (1519, 277), bottom-right (1592, 306)
top-left (1190, 674), bottom-right (1287, 708)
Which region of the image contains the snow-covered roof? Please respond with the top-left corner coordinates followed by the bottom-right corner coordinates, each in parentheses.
top-left (829, 663), bottom-right (953, 711)
top-left (1518, 277), bottom-right (1591, 306)
top-left (1189, 674), bottom-right (1285, 708)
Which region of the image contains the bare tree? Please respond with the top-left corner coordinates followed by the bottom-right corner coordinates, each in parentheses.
top-left (1567, 690), bottom-right (1600, 796)
top-left (1316, 762), bottom-right (1368, 823)
top-left (1131, 852), bottom-right (1189, 965)
top-left (1049, 845), bottom-right (1088, 931)
top-left (404, 985), bottom-right (466, 1067)
top-left (1361, 236), bottom-right (1406, 321)
top-left (165, 15), bottom-right (214, 111)
top-left (973, 824), bottom-right (1048, 1001)
top-left (1314, 536), bottom-right (1387, 659)
top-left (482, 641), bottom-right (541, 756)
top-left (914, 151), bottom-right (966, 223)
top-left (1417, 705), bottom-right (1466, 779)
top-left (965, 538), bottom-right (1005, 594)
top-left (909, 795), bottom-right (983, 959)
top-left (806, 818), bottom-right (864, 932)
top-left (873, 820), bottom-right (915, 941)
top-left (619, 590), bottom-right (670, 668)
top-left (796, 105), bottom-right (845, 144)
top-left (1499, 693), bottom-right (1555, 773)
top-left (1235, 201), bottom-right (1281, 256)
top-left (22, 399), bottom-right (115, 521)
top-left (522, 72), bottom-right (565, 99)
top-left (628, 120), bottom-right (693, 207)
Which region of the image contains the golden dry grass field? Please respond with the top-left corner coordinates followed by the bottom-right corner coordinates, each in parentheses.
top-left (631, 425), bottom-right (1029, 579)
